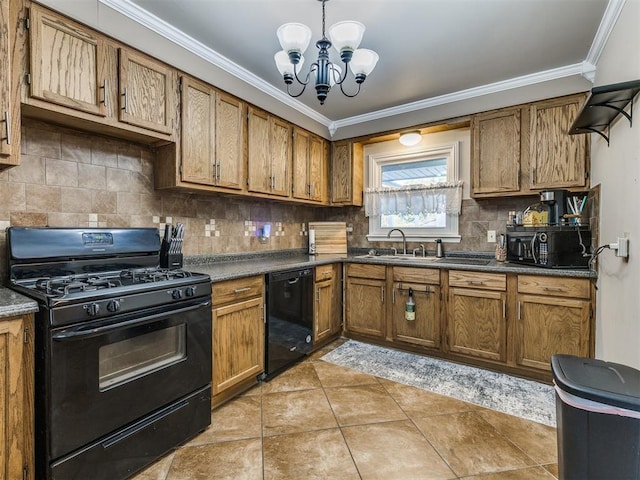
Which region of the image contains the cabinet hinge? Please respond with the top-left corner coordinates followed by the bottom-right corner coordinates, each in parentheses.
top-left (178, 78), bottom-right (183, 93)
top-left (179, 163), bottom-right (183, 175)
top-left (584, 170), bottom-right (589, 179)
top-left (23, 464), bottom-right (28, 480)
top-left (23, 327), bottom-right (29, 344)
top-left (24, 17), bottom-right (30, 30)
top-left (25, 73), bottom-right (31, 85)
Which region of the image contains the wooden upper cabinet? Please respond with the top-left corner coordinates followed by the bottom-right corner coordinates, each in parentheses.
top-left (28, 3), bottom-right (107, 116)
top-left (181, 76), bottom-right (215, 185)
top-left (292, 127), bottom-right (326, 202)
top-left (471, 93), bottom-right (589, 198)
top-left (1, 0), bottom-right (20, 166)
top-left (180, 76), bottom-right (244, 190)
top-left (530, 94), bottom-right (589, 190)
top-left (119, 48), bottom-right (175, 134)
top-left (247, 107), bottom-right (291, 197)
top-left (215, 92), bottom-right (244, 190)
top-left (331, 140), bottom-right (363, 206)
top-left (471, 107), bottom-right (521, 196)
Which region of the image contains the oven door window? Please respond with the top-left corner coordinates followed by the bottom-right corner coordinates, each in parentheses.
top-left (99, 324), bottom-right (186, 390)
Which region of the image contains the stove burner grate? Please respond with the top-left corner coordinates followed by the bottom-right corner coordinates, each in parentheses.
top-left (119, 268), bottom-right (192, 283)
top-left (35, 275), bottom-right (124, 296)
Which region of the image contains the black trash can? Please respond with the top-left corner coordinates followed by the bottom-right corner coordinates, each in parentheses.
top-left (551, 354), bottom-right (640, 480)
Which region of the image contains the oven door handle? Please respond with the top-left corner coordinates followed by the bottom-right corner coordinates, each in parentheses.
top-left (51, 300), bottom-right (211, 341)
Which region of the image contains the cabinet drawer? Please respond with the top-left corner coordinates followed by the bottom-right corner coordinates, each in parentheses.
top-left (393, 266), bottom-right (439, 285)
top-left (518, 275), bottom-right (590, 299)
top-left (347, 263), bottom-right (386, 280)
top-left (212, 275), bottom-right (264, 306)
top-left (315, 264), bottom-right (335, 281)
top-left (449, 270), bottom-right (506, 291)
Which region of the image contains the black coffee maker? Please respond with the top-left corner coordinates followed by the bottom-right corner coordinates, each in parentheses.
top-left (540, 189), bottom-right (568, 226)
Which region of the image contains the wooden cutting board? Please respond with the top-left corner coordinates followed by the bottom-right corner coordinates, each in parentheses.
top-left (308, 222), bottom-right (347, 254)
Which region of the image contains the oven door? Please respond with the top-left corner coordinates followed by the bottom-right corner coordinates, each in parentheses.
top-left (47, 297), bottom-right (212, 460)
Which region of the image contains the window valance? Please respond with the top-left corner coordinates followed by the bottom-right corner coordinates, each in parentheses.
top-left (363, 181), bottom-right (463, 217)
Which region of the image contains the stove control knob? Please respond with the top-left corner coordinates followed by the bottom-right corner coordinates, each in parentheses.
top-left (107, 300), bottom-right (121, 312)
top-left (185, 286), bottom-right (196, 297)
top-left (84, 303), bottom-right (100, 316)
top-left (171, 289), bottom-right (183, 300)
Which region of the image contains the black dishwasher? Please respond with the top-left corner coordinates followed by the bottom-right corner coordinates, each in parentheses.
top-left (264, 268), bottom-right (314, 379)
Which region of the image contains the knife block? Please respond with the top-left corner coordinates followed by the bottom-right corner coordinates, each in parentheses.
top-left (160, 238), bottom-right (183, 269)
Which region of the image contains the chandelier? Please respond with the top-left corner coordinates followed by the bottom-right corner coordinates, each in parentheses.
top-left (274, 0), bottom-right (379, 105)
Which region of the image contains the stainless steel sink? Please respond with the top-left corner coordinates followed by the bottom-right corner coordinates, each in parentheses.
top-left (434, 257), bottom-right (491, 266)
top-left (353, 254), bottom-right (490, 265)
top-left (353, 254), bottom-right (439, 261)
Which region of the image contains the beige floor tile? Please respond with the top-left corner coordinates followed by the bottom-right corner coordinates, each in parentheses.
top-left (131, 452), bottom-right (175, 480)
top-left (262, 388), bottom-right (338, 436)
top-left (261, 361), bottom-right (322, 394)
top-left (314, 360), bottom-right (380, 387)
top-left (380, 378), bottom-right (483, 417)
top-left (413, 411), bottom-right (536, 477)
top-left (263, 428), bottom-right (360, 480)
top-left (324, 383), bottom-right (408, 426)
top-left (342, 420), bottom-right (456, 480)
top-left (477, 409), bottom-right (558, 465)
top-left (461, 465), bottom-right (557, 479)
top-left (166, 438), bottom-right (262, 480)
top-left (188, 396), bottom-right (262, 445)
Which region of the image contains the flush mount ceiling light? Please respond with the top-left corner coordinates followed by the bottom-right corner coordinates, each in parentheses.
top-left (399, 132), bottom-right (422, 146)
top-left (274, 0), bottom-right (379, 105)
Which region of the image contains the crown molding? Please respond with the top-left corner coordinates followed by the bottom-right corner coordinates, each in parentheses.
top-left (99, 0), bottom-right (619, 137)
top-left (585, 0), bottom-right (626, 67)
top-left (329, 63), bottom-right (586, 131)
top-left (98, 0), bottom-right (333, 127)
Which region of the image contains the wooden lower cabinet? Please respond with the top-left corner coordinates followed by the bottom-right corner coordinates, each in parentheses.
top-left (515, 275), bottom-right (591, 372)
top-left (211, 276), bottom-right (264, 405)
top-left (1, 315), bottom-right (33, 480)
top-left (446, 271), bottom-right (507, 362)
top-left (314, 264), bottom-right (342, 344)
top-left (391, 267), bottom-right (441, 349)
top-left (345, 264), bottom-right (386, 338)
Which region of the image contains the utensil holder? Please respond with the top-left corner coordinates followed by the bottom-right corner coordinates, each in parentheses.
top-left (161, 253), bottom-right (183, 270)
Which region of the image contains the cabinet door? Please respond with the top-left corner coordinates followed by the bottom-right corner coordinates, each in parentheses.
top-left (215, 93), bottom-right (244, 190)
top-left (516, 294), bottom-right (590, 371)
top-left (119, 48), bottom-right (175, 134)
top-left (292, 128), bottom-right (310, 200)
top-left (1, 317), bottom-right (28, 480)
top-left (308, 135), bottom-right (325, 202)
top-left (29, 4), bottom-right (107, 116)
top-left (448, 288), bottom-right (506, 362)
top-left (530, 95), bottom-right (588, 189)
top-left (345, 277), bottom-right (385, 338)
top-left (247, 108), bottom-right (271, 194)
top-left (331, 141), bottom-right (352, 203)
top-left (212, 297), bottom-right (264, 395)
top-left (314, 265), bottom-right (342, 343)
top-left (392, 282), bottom-right (440, 349)
top-left (471, 108), bottom-right (521, 195)
top-left (1, 0), bottom-right (16, 161)
top-left (270, 117), bottom-right (292, 197)
top-left (180, 76), bottom-right (215, 185)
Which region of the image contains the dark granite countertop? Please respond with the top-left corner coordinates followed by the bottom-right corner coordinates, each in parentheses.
top-left (0, 287), bottom-right (39, 319)
top-left (185, 250), bottom-right (596, 282)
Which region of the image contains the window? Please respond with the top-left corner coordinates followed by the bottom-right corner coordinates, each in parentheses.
top-left (366, 142), bottom-right (460, 241)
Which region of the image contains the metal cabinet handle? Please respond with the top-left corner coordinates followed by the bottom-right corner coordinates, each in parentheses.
top-left (467, 280), bottom-right (486, 285)
top-left (503, 299), bottom-right (506, 319)
top-left (517, 301), bottom-right (521, 320)
top-left (122, 87), bottom-right (128, 112)
top-left (543, 286), bottom-right (564, 291)
top-left (316, 288), bottom-right (321, 303)
top-left (2, 111), bottom-right (9, 145)
top-left (101, 79), bottom-right (108, 107)
top-left (381, 286), bottom-right (384, 304)
top-left (392, 288), bottom-right (395, 304)
top-left (233, 287), bottom-right (251, 294)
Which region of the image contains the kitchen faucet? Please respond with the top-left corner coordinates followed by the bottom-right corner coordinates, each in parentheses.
top-left (387, 228), bottom-right (407, 255)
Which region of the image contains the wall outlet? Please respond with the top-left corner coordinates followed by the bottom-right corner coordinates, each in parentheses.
top-left (616, 236), bottom-right (629, 258)
top-left (487, 230), bottom-right (496, 243)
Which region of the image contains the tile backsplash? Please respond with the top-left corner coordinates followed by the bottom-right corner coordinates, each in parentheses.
top-left (0, 119), bottom-right (598, 284)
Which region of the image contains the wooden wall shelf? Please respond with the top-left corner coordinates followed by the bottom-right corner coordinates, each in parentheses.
top-left (569, 79), bottom-right (640, 146)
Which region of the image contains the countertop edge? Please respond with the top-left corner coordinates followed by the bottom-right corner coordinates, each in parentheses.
top-left (0, 287), bottom-right (39, 319)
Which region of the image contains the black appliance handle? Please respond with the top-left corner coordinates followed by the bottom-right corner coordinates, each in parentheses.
top-left (51, 300), bottom-right (211, 341)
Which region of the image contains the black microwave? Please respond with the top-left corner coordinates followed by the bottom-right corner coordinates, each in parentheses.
top-left (506, 226), bottom-right (592, 269)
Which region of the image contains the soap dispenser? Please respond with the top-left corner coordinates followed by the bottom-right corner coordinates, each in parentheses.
top-left (435, 239), bottom-right (443, 258)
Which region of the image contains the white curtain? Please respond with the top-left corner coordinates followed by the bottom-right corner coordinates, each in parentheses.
top-left (363, 181), bottom-right (463, 217)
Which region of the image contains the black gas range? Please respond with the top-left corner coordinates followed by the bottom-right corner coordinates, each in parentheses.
top-left (7, 227), bottom-right (213, 480)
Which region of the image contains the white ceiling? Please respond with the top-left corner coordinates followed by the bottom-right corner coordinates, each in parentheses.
top-left (103, 0), bottom-right (614, 134)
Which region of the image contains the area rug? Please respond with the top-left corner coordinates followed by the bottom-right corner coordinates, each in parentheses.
top-left (321, 340), bottom-right (556, 427)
